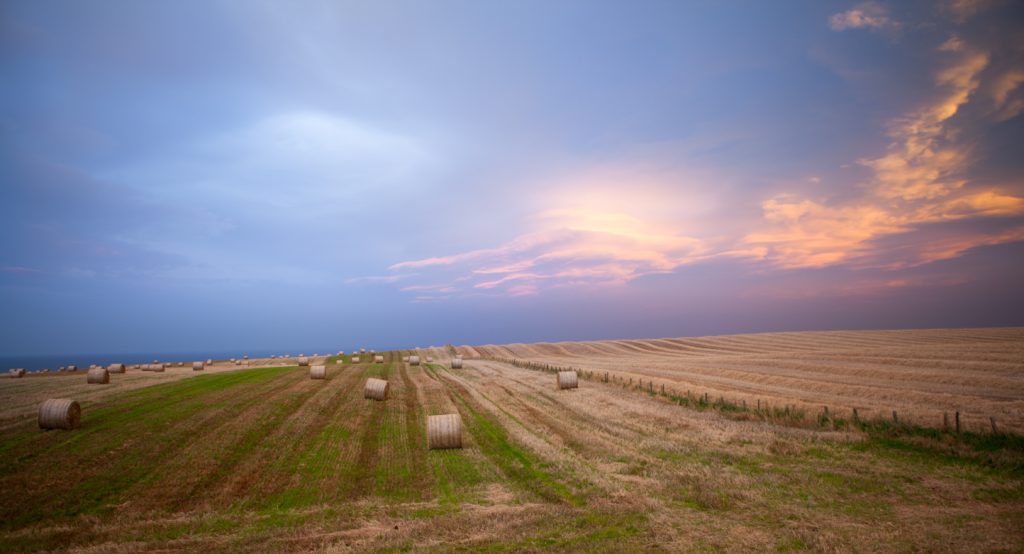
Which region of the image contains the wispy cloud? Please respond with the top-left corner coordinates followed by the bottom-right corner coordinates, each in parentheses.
top-left (390, 207), bottom-right (709, 297)
top-left (743, 37), bottom-right (1024, 269)
top-left (829, 3), bottom-right (899, 31)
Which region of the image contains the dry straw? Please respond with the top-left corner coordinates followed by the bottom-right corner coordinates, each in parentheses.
top-left (451, 358), bottom-right (463, 369)
top-left (427, 414), bottom-right (462, 449)
top-left (107, 363), bottom-right (126, 373)
top-left (352, 356), bottom-right (361, 363)
top-left (402, 356), bottom-right (409, 362)
top-left (9, 368), bottom-right (26, 378)
top-left (39, 399), bottom-right (81, 430)
top-left (192, 361), bottom-right (205, 371)
top-left (297, 356), bottom-right (310, 366)
top-left (409, 356), bottom-right (421, 366)
top-left (86, 367), bottom-right (110, 384)
top-left (557, 370), bottom-right (578, 390)
top-left (310, 365), bottom-right (327, 379)
top-left (364, 378), bottom-right (389, 400)
top-left (374, 355), bottom-right (384, 364)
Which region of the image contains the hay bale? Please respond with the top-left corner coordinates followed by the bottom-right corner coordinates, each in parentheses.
top-left (193, 361), bottom-right (205, 371)
top-left (176, 362), bottom-right (183, 367)
top-left (310, 365), bottom-right (327, 379)
top-left (206, 359), bottom-right (213, 364)
top-left (427, 414), bottom-right (462, 449)
top-left (402, 356), bottom-right (409, 363)
top-left (9, 368), bottom-right (25, 378)
top-left (426, 357), bottom-right (434, 363)
top-left (360, 348), bottom-right (366, 353)
top-left (297, 356), bottom-right (309, 366)
top-left (86, 367), bottom-right (110, 384)
top-left (66, 365), bottom-right (77, 372)
top-left (38, 399), bottom-right (81, 430)
top-left (557, 371), bottom-right (578, 390)
top-left (148, 364), bottom-right (165, 372)
top-left (451, 358), bottom-right (463, 369)
top-left (351, 356), bottom-right (361, 363)
top-left (374, 355), bottom-right (384, 364)
top-left (243, 354), bottom-right (249, 360)
top-left (107, 363), bottom-right (126, 373)
top-left (364, 378), bottom-right (389, 400)
top-left (409, 356), bottom-right (421, 366)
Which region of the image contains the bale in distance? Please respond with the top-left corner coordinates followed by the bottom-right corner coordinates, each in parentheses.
top-left (451, 358), bottom-right (463, 369)
top-left (9, 368), bottom-right (26, 378)
top-left (192, 361), bottom-right (205, 371)
top-left (402, 356), bottom-right (409, 363)
top-left (86, 367), bottom-right (110, 384)
top-left (557, 371), bottom-right (578, 390)
top-left (409, 356), bottom-right (421, 366)
top-left (67, 365), bottom-right (78, 372)
top-left (177, 362), bottom-right (183, 367)
top-left (297, 356), bottom-right (310, 366)
top-left (427, 357), bottom-right (434, 363)
top-left (360, 348), bottom-right (366, 353)
top-left (427, 414), bottom-right (462, 449)
top-left (107, 363), bottom-right (126, 373)
top-left (310, 365), bottom-right (327, 380)
top-left (206, 359), bottom-right (213, 364)
top-left (351, 356), bottom-right (361, 363)
top-left (374, 355), bottom-right (384, 364)
top-left (149, 364), bottom-right (165, 372)
top-left (364, 378), bottom-right (389, 400)
top-left (39, 399), bottom-right (81, 430)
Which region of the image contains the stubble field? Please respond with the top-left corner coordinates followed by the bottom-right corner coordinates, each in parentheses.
top-left (0, 330), bottom-right (1022, 552)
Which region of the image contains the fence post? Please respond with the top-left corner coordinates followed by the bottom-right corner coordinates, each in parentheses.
top-left (955, 411), bottom-right (960, 434)
top-left (990, 417), bottom-right (998, 434)
top-left (943, 412), bottom-right (949, 430)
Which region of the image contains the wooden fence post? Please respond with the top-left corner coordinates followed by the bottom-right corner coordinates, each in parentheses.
top-left (943, 412), bottom-right (949, 430)
top-left (955, 411), bottom-right (960, 434)
top-left (892, 410), bottom-right (898, 424)
top-left (990, 417), bottom-right (998, 434)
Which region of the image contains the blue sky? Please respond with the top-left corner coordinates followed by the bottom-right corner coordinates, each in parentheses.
top-left (2, 0), bottom-right (1023, 355)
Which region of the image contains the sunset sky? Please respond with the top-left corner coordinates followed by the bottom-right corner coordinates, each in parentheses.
top-left (2, 1), bottom-right (1023, 355)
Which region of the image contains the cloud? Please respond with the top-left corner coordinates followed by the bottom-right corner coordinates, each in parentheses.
top-left (390, 207), bottom-right (709, 297)
top-left (989, 68), bottom-right (1024, 122)
top-left (829, 3), bottom-right (899, 31)
top-left (740, 38), bottom-right (1024, 270)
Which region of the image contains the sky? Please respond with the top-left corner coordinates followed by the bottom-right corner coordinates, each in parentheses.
top-left (1, 0), bottom-right (1023, 355)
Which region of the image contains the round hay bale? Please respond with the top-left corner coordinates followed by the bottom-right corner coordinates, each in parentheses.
top-left (427, 414), bottom-right (462, 449)
top-left (374, 355), bottom-right (384, 364)
top-left (297, 356), bottom-right (310, 367)
top-left (206, 359), bottom-right (213, 364)
top-left (427, 357), bottom-right (434, 363)
top-left (451, 358), bottom-right (463, 369)
top-left (402, 356), bottom-right (409, 363)
top-left (557, 371), bottom-right (578, 390)
top-left (360, 348), bottom-right (366, 353)
top-left (409, 356), bottom-right (421, 366)
top-left (39, 399), bottom-right (81, 430)
top-left (150, 364), bottom-right (165, 372)
top-left (310, 365), bottom-right (327, 380)
top-left (9, 368), bottom-right (25, 378)
top-left (107, 363), bottom-right (126, 373)
top-left (86, 367), bottom-right (110, 384)
top-left (192, 361), bottom-right (205, 371)
top-left (364, 378), bottom-right (388, 401)
top-left (243, 354), bottom-right (249, 360)
top-left (66, 365), bottom-right (77, 372)
top-left (176, 362), bottom-right (183, 367)
top-left (351, 356), bottom-right (361, 363)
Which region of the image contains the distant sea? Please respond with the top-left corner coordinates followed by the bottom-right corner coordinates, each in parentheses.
top-left (0, 349), bottom-right (346, 373)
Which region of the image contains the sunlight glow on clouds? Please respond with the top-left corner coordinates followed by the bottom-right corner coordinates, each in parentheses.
top-left (829, 2), bottom-right (898, 31)
top-left (387, 21), bottom-right (1024, 297)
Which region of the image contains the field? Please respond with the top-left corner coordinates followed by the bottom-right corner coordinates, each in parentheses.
top-left (0, 330), bottom-right (1022, 552)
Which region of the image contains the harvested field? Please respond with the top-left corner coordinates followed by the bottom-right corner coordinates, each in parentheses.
top-left (455, 328), bottom-right (1024, 434)
top-left (0, 335), bottom-right (1021, 552)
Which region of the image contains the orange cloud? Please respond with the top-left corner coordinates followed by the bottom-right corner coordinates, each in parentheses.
top-left (743, 38), bottom-right (1024, 270)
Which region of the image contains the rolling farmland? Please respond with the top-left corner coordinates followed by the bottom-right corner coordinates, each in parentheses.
top-left (1, 332), bottom-right (1022, 552)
